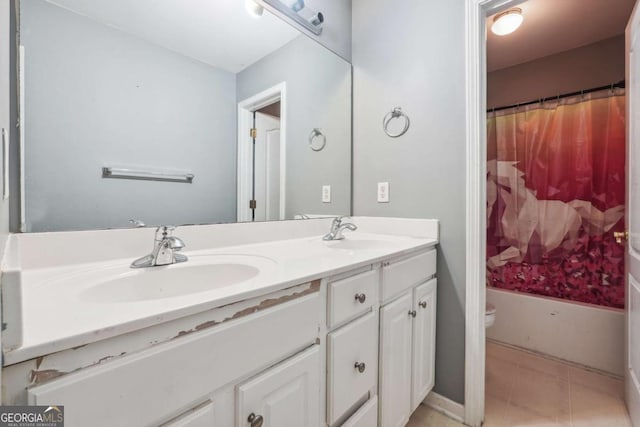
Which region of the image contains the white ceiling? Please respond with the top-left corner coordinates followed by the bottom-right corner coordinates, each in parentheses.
top-left (45, 0), bottom-right (301, 73)
top-left (486, 0), bottom-right (636, 71)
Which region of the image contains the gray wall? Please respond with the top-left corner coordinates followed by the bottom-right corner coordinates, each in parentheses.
top-left (237, 36), bottom-right (352, 219)
top-left (352, 0), bottom-right (467, 403)
top-left (0, 0), bottom-right (12, 253)
top-left (21, 0), bottom-right (237, 231)
top-left (488, 35), bottom-right (625, 109)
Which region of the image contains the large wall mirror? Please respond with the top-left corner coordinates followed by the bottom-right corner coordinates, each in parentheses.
top-left (18, 0), bottom-right (351, 232)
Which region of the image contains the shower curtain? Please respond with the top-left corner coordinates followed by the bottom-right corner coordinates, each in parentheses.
top-left (486, 89), bottom-right (626, 308)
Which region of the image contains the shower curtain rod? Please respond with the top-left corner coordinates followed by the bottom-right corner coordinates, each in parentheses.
top-left (488, 80), bottom-right (625, 113)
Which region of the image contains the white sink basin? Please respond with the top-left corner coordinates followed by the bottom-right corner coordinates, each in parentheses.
top-left (71, 254), bottom-right (277, 303)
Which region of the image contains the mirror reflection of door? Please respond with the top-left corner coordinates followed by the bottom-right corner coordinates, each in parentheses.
top-left (253, 102), bottom-right (281, 222)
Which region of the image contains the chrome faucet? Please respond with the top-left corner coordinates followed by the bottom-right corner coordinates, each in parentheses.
top-left (130, 225), bottom-right (188, 268)
top-left (323, 216), bottom-right (357, 241)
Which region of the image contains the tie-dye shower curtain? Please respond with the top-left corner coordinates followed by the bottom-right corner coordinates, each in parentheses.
top-left (486, 89), bottom-right (626, 308)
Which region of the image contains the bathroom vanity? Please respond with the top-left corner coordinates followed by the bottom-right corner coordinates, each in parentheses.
top-left (0, 217), bottom-right (438, 427)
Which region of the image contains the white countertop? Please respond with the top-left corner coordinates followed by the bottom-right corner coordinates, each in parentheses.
top-left (2, 218), bottom-right (438, 365)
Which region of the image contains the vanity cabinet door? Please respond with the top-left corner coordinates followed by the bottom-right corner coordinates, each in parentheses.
top-left (411, 279), bottom-right (437, 411)
top-left (236, 345), bottom-right (320, 427)
top-left (379, 292), bottom-right (413, 427)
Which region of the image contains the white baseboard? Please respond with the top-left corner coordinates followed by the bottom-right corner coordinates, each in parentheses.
top-left (423, 391), bottom-right (465, 423)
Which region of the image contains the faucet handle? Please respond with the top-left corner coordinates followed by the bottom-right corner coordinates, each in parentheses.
top-left (155, 225), bottom-right (176, 238)
top-left (129, 219), bottom-right (146, 228)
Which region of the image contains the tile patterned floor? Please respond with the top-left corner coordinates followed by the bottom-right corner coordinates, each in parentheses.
top-left (407, 340), bottom-right (631, 427)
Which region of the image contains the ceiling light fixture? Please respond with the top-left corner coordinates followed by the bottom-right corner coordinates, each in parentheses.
top-left (245, 0), bottom-right (264, 18)
top-left (491, 8), bottom-right (523, 36)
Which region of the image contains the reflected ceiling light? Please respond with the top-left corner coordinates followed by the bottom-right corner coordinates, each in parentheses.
top-left (245, 0), bottom-right (264, 18)
top-left (491, 8), bottom-right (523, 36)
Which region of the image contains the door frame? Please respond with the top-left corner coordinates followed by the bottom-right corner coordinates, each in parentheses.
top-left (237, 82), bottom-right (287, 222)
top-left (626, 0), bottom-right (640, 422)
top-left (463, 1), bottom-right (526, 426)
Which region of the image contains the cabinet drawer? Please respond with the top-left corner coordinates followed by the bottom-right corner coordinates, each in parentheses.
top-left (382, 249), bottom-right (436, 302)
top-left (328, 269), bottom-right (378, 328)
top-left (327, 311), bottom-right (378, 425)
top-left (27, 293), bottom-right (320, 427)
top-left (341, 396), bottom-right (378, 427)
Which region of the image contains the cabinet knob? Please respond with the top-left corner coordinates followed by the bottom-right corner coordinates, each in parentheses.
top-left (419, 301), bottom-right (427, 309)
top-left (409, 310), bottom-right (417, 318)
top-left (354, 293), bottom-right (366, 304)
top-left (354, 361), bottom-right (366, 373)
top-left (247, 413), bottom-right (264, 427)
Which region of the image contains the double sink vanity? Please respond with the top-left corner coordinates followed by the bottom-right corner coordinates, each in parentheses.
top-left (0, 217), bottom-right (439, 426)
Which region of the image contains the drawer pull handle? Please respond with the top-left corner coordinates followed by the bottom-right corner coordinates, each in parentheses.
top-left (419, 301), bottom-right (427, 309)
top-left (409, 310), bottom-right (417, 318)
top-left (247, 413), bottom-right (264, 427)
top-left (354, 361), bottom-right (366, 373)
top-left (383, 261), bottom-right (390, 267)
top-left (354, 293), bottom-right (367, 304)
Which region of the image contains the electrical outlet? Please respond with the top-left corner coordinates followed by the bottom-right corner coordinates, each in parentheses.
top-left (322, 185), bottom-right (331, 203)
top-left (377, 182), bottom-right (389, 203)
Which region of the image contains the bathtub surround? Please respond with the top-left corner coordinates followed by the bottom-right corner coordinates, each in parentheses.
top-left (352, 0), bottom-right (466, 404)
top-left (486, 288), bottom-right (624, 376)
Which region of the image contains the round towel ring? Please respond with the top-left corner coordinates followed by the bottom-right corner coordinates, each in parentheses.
top-left (309, 128), bottom-right (326, 151)
top-left (383, 107), bottom-right (410, 138)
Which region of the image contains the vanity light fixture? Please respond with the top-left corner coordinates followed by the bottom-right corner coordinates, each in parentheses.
top-left (262, 0), bottom-right (324, 35)
top-left (245, 0), bottom-right (264, 18)
top-left (491, 8), bottom-right (523, 36)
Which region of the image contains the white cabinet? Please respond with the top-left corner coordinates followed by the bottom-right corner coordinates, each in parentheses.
top-left (379, 250), bottom-right (438, 427)
top-left (379, 292), bottom-right (413, 427)
top-left (14, 247), bottom-right (437, 427)
top-left (327, 311), bottom-right (378, 425)
top-left (27, 292), bottom-right (320, 427)
top-left (237, 345), bottom-right (320, 427)
top-left (411, 279), bottom-right (437, 410)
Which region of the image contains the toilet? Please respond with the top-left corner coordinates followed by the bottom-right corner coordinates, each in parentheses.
top-left (485, 302), bottom-right (496, 328)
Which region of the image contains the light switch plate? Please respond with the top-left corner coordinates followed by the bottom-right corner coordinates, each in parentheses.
top-left (377, 182), bottom-right (389, 203)
top-left (322, 185), bottom-right (331, 203)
